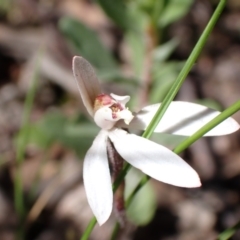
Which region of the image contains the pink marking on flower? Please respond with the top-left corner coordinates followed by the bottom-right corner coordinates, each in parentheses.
top-left (94, 94), bottom-right (115, 112)
top-left (97, 94), bottom-right (114, 105)
top-left (110, 103), bottom-right (124, 119)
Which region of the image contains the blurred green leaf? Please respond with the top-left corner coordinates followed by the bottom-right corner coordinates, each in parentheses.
top-left (152, 61), bottom-right (185, 78)
top-left (153, 38), bottom-right (179, 62)
top-left (218, 221), bottom-right (240, 240)
top-left (59, 17), bottom-right (117, 70)
top-left (125, 168), bottom-right (157, 225)
top-left (150, 72), bottom-right (176, 103)
top-left (136, 0), bottom-right (164, 27)
top-left (158, 0), bottom-right (194, 27)
top-left (98, 69), bottom-right (140, 86)
top-left (195, 98), bottom-right (222, 111)
top-left (18, 112), bottom-right (99, 159)
top-left (150, 133), bottom-right (187, 149)
top-left (0, 0), bottom-right (12, 12)
top-left (125, 31), bottom-right (146, 78)
top-left (150, 61), bottom-right (185, 103)
top-left (152, 0), bottom-right (164, 25)
top-left (97, 0), bottom-right (135, 31)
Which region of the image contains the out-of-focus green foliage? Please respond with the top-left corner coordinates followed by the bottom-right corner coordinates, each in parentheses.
top-left (151, 61), bottom-right (185, 103)
top-left (158, 0), bottom-right (194, 27)
top-left (196, 99), bottom-right (222, 111)
top-left (125, 31), bottom-right (146, 78)
top-left (150, 133), bottom-right (186, 149)
top-left (153, 38), bottom-right (179, 63)
top-left (59, 16), bottom-right (141, 93)
top-left (125, 168), bottom-right (157, 225)
top-left (59, 17), bottom-right (117, 71)
top-left (17, 112), bottom-right (99, 158)
top-left (0, 0), bottom-right (12, 13)
top-left (97, 0), bottom-right (136, 31)
top-left (218, 221), bottom-right (240, 240)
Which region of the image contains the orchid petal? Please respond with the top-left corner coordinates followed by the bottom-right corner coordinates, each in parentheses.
top-left (128, 102), bottom-right (239, 136)
top-left (83, 130), bottom-right (113, 225)
top-left (73, 56), bottom-right (102, 116)
top-left (108, 128), bottom-right (201, 188)
top-left (110, 93), bottom-right (130, 106)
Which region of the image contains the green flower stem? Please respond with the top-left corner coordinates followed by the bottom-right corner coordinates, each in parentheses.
top-left (81, 218), bottom-right (97, 240)
top-left (14, 52), bottom-right (42, 240)
top-left (14, 54), bottom-right (41, 218)
top-left (81, 1), bottom-right (227, 239)
top-left (217, 220), bottom-right (240, 240)
top-left (110, 223), bottom-right (120, 240)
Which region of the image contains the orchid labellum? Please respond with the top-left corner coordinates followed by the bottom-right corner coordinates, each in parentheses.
top-left (72, 56), bottom-right (239, 225)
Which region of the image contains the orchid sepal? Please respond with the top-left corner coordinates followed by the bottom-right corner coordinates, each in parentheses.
top-left (83, 130), bottom-right (113, 225)
top-left (125, 102), bottom-right (240, 136)
top-left (73, 56), bottom-right (102, 116)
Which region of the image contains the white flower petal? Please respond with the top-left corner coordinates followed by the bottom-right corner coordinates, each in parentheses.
top-left (108, 129), bottom-right (201, 188)
top-left (110, 93), bottom-right (130, 105)
top-left (117, 109), bottom-right (134, 125)
top-left (94, 107), bottom-right (117, 130)
top-left (129, 102), bottom-right (239, 136)
top-left (83, 130), bottom-right (113, 225)
top-left (73, 56), bottom-right (102, 116)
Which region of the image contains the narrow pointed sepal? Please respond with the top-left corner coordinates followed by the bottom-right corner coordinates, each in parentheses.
top-left (128, 102), bottom-right (239, 136)
top-left (108, 129), bottom-right (201, 188)
top-left (83, 130), bottom-right (113, 225)
top-left (72, 56), bottom-right (102, 116)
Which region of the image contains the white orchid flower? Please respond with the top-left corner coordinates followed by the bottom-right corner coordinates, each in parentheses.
top-left (72, 56), bottom-right (239, 225)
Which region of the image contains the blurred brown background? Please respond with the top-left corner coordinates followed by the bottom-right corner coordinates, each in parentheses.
top-left (0, 0), bottom-right (240, 239)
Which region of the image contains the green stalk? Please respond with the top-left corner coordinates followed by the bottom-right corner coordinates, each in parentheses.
top-left (81, 1), bottom-right (227, 239)
top-left (14, 53), bottom-right (42, 239)
top-left (81, 218), bottom-right (97, 240)
top-left (217, 220), bottom-right (240, 240)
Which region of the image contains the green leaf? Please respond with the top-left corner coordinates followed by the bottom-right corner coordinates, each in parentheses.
top-left (150, 61), bottom-right (185, 103)
top-left (195, 99), bottom-right (222, 111)
top-left (59, 17), bottom-right (117, 71)
top-left (0, 0), bottom-right (12, 12)
top-left (217, 221), bottom-right (240, 240)
top-left (150, 72), bottom-right (176, 103)
top-left (16, 124), bottom-right (53, 150)
top-left (21, 112), bottom-right (99, 158)
top-left (97, 0), bottom-right (135, 31)
top-left (153, 38), bottom-right (179, 62)
top-left (158, 0), bottom-right (194, 27)
top-left (150, 133), bottom-right (186, 149)
top-left (14, 50), bottom-right (42, 221)
top-left (125, 168), bottom-right (156, 225)
top-left (98, 69), bottom-right (140, 86)
top-left (125, 31), bottom-right (146, 78)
